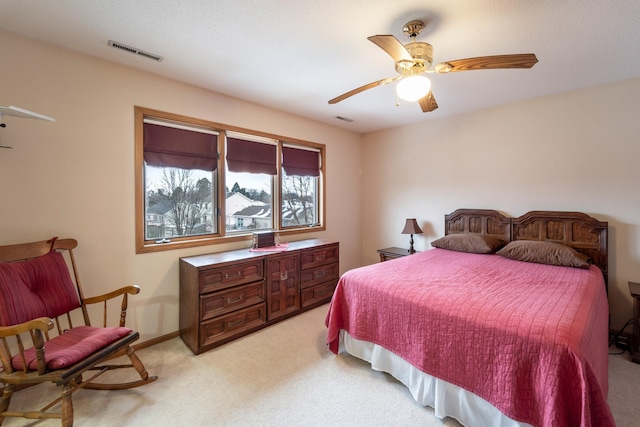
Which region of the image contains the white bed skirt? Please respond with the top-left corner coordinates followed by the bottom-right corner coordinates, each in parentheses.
top-left (342, 331), bottom-right (532, 427)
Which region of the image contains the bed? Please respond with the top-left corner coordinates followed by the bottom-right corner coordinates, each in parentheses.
top-left (325, 209), bottom-right (614, 427)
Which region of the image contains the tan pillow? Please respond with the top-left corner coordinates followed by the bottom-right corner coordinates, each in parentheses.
top-left (431, 234), bottom-right (505, 254)
top-left (497, 240), bottom-right (591, 269)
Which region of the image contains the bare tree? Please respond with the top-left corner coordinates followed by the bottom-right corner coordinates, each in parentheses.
top-left (159, 168), bottom-right (210, 236)
top-left (282, 174), bottom-right (314, 225)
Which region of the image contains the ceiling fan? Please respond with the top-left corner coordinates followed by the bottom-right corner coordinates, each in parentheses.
top-left (328, 20), bottom-right (538, 113)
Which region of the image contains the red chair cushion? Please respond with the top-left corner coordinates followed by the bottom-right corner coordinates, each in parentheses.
top-left (12, 326), bottom-right (133, 371)
top-left (0, 251), bottom-right (80, 326)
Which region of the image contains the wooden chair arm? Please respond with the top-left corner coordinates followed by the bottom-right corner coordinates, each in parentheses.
top-left (0, 317), bottom-right (53, 375)
top-left (81, 285), bottom-right (141, 328)
top-left (0, 317), bottom-right (53, 338)
top-left (82, 285), bottom-right (141, 305)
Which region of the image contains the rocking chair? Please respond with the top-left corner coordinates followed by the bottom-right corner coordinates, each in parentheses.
top-left (0, 237), bottom-right (157, 426)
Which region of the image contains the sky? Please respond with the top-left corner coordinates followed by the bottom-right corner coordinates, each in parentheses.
top-left (146, 166), bottom-right (271, 193)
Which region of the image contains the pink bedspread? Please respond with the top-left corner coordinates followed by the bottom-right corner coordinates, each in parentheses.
top-left (325, 249), bottom-right (614, 427)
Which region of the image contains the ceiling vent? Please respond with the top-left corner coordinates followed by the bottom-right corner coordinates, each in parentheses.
top-left (108, 40), bottom-right (163, 61)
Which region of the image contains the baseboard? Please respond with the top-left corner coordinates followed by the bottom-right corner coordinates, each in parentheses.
top-left (133, 331), bottom-right (180, 351)
top-left (108, 331), bottom-right (180, 360)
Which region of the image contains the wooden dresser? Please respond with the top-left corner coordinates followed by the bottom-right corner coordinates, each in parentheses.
top-left (179, 239), bottom-right (339, 354)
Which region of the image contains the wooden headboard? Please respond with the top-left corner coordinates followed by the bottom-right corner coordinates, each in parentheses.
top-left (511, 211), bottom-right (608, 283)
top-left (444, 209), bottom-right (608, 283)
top-left (444, 208), bottom-right (511, 242)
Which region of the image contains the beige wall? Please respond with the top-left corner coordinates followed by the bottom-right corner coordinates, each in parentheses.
top-left (362, 77), bottom-right (640, 329)
top-left (0, 32), bottom-right (363, 342)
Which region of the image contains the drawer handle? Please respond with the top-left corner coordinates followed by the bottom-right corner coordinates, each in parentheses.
top-left (315, 270), bottom-right (326, 279)
top-left (280, 272), bottom-right (288, 280)
top-left (316, 289), bottom-right (326, 296)
top-left (228, 319), bottom-right (244, 327)
top-left (315, 254), bottom-right (325, 261)
top-left (227, 295), bottom-right (243, 304)
top-left (225, 271), bottom-right (241, 279)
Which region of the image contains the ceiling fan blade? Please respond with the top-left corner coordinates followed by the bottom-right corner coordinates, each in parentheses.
top-left (328, 76), bottom-right (400, 104)
top-left (434, 54), bottom-right (538, 73)
top-left (418, 91), bottom-right (438, 113)
top-left (367, 35), bottom-right (413, 63)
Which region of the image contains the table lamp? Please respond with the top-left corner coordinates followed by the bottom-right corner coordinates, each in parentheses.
top-left (401, 218), bottom-right (423, 254)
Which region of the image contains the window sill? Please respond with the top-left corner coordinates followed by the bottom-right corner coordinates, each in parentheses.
top-left (136, 224), bottom-right (325, 254)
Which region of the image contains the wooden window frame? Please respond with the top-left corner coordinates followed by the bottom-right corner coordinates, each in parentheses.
top-left (134, 106), bottom-right (326, 253)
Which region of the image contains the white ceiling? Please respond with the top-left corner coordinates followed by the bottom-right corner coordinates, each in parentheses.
top-left (1, 1), bottom-right (639, 134)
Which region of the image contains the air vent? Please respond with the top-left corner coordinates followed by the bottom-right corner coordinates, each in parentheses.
top-left (108, 40), bottom-right (163, 62)
top-left (335, 116), bottom-right (354, 123)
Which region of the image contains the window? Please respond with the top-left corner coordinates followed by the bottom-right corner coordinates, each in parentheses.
top-left (145, 165), bottom-right (216, 239)
top-left (142, 118), bottom-right (218, 242)
top-left (135, 106), bottom-right (325, 253)
top-left (281, 145), bottom-right (320, 228)
top-left (225, 133), bottom-right (276, 233)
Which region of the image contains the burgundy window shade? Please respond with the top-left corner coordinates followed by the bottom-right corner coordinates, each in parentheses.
top-left (226, 137), bottom-right (277, 175)
top-left (282, 146), bottom-right (320, 177)
top-left (144, 122), bottom-right (218, 171)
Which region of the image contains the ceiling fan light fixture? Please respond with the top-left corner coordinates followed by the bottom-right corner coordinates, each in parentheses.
top-left (396, 75), bottom-right (431, 102)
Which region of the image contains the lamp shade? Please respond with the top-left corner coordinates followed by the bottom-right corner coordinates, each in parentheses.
top-left (401, 218), bottom-right (423, 235)
top-left (396, 75), bottom-right (431, 102)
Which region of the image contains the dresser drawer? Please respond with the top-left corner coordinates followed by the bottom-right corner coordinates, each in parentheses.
top-left (300, 244), bottom-right (339, 270)
top-left (200, 304), bottom-right (266, 348)
top-left (301, 281), bottom-right (336, 308)
top-left (300, 262), bottom-right (339, 289)
top-left (200, 280), bottom-right (266, 320)
top-left (200, 259), bottom-right (264, 293)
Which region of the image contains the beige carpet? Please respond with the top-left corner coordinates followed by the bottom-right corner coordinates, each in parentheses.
top-left (3, 304), bottom-right (640, 426)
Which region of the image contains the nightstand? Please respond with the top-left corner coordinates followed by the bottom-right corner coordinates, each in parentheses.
top-left (377, 247), bottom-right (418, 262)
top-left (629, 281), bottom-right (640, 364)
